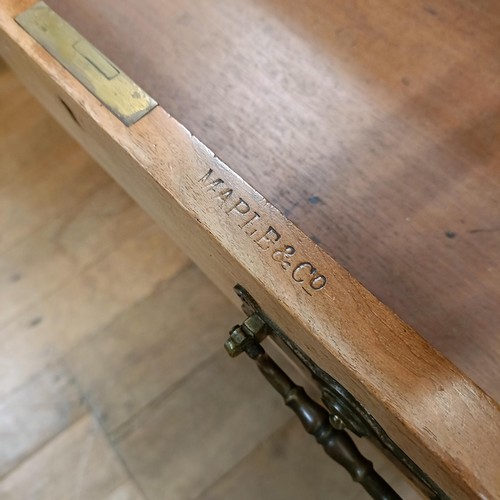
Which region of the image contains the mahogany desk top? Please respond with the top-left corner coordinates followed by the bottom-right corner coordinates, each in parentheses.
top-left (1, 1), bottom-right (499, 497)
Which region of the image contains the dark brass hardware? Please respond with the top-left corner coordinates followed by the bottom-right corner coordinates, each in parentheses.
top-left (225, 285), bottom-right (447, 500)
top-left (225, 319), bottom-right (400, 499)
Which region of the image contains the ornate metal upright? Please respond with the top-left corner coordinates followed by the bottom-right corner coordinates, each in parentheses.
top-left (224, 285), bottom-right (447, 500)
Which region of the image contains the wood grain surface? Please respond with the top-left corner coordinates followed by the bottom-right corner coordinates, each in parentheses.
top-left (0, 71), bottom-right (421, 498)
top-left (1, 1), bottom-right (499, 498)
top-left (0, 415), bottom-right (138, 500)
top-left (44, 0), bottom-right (500, 403)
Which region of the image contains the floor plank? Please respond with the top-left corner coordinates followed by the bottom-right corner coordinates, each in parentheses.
top-left (65, 265), bottom-right (243, 433)
top-left (114, 350), bottom-right (290, 500)
top-left (0, 222), bottom-right (190, 400)
top-left (0, 136), bottom-right (108, 255)
top-left (0, 415), bottom-right (140, 500)
top-left (104, 481), bottom-right (145, 500)
top-left (0, 180), bottom-right (154, 326)
top-left (0, 361), bottom-right (87, 478)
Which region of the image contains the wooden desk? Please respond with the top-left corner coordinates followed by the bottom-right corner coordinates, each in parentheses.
top-left (1, 1), bottom-right (498, 497)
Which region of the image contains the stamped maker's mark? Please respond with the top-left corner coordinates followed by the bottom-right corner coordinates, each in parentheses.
top-left (199, 169), bottom-right (327, 294)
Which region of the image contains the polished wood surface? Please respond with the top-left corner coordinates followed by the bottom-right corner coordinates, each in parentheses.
top-left (0, 67), bottom-right (420, 499)
top-left (45, 0), bottom-right (500, 401)
top-left (1, 2), bottom-right (499, 497)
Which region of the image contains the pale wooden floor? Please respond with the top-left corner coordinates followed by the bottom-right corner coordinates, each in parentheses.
top-left (0, 62), bottom-right (421, 499)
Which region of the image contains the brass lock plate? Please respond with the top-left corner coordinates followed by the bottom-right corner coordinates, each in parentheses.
top-left (16, 1), bottom-right (158, 126)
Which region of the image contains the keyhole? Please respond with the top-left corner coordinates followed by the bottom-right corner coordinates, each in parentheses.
top-left (58, 97), bottom-right (80, 126)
